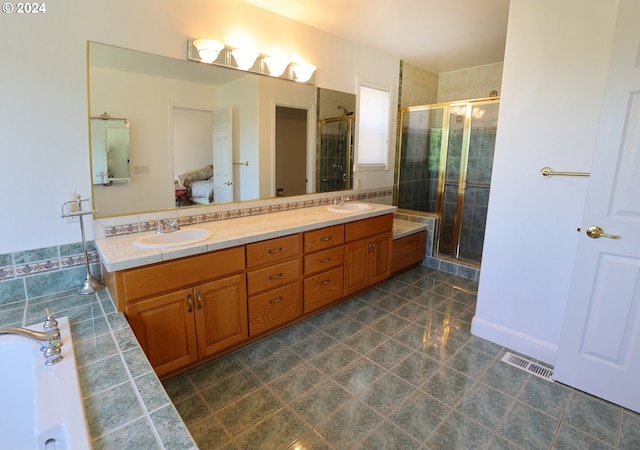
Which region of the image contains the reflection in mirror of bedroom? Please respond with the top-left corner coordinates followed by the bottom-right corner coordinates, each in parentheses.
top-left (172, 106), bottom-right (216, 207)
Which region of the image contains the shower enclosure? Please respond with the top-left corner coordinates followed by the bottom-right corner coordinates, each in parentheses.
top-left (395, 97), bottom-right (500, 265)
top-left (316, 115), bottom-right (354, 192)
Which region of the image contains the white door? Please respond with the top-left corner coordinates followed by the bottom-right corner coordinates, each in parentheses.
top-left (554, 0), bottom-right (640, 413)
top-left (213, 106), bottom-right (233, 203)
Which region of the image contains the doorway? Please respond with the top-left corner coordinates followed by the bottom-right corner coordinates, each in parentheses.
top-left (275, 106), bottom-right (308, 197)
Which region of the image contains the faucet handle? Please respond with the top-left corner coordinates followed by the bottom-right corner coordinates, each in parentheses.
top-left (43, 308), bottom-right (58, 332)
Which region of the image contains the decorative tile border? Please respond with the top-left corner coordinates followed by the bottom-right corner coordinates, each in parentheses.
top-left (0, 242), bottom-right (102, 305)
top-left (100, 189), bottom-right (394, 239)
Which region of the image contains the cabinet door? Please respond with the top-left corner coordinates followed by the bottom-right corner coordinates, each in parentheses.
top-left (125, 288), bottom-right (198, 378)
top-left (369, 233), bottom-right (392, 286)
top-left (194, 274), bottom-right (248, 358)
top-left (343, 238), bottom-right (370, 296)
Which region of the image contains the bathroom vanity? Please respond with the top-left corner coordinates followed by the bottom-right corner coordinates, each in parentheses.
top-left (98, 203), bottom-right (406, 378)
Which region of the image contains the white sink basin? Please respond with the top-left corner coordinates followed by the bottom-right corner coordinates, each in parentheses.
top-left (132, 228), bottom-right (213, 249)
top-left (327, 202), bottom-right (374, 213)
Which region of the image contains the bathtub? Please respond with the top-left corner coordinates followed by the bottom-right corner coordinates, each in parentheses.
top-left (0, 316), bottom-right (91, 450)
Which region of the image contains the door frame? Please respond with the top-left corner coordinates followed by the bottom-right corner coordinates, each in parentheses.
top-left (270, 98), bottom-right (316, 198)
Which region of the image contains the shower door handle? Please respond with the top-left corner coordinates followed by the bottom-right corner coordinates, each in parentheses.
top-left (586, 226), bottom-right (621, 240)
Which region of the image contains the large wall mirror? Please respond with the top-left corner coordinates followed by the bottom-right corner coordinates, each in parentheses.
top-left (88, 42), bottom-right (356, 218)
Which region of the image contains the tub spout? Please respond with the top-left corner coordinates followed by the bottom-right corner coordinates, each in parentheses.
top-left (0, 308), bottom-right (63, 365)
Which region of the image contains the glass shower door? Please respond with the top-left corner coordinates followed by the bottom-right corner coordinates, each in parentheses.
top-left (438, 103), bottom-right (469, 257)
top-left (458, 102), bottom-right (499, 262)
top-left (396, 106), bottom-right (445, 212)
top-left (436, 100), bottom-right (499, 264)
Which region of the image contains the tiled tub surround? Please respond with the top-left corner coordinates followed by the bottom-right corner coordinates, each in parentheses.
top-left (0, 289), bottom-right (196, 449)
top-left (0, 241), bottom-right (102, 304)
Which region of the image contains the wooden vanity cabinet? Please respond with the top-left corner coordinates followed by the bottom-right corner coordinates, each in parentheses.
top-left (303, 225), bottom-right (345, 313)
top-left (246, 234), bottom-right (303, 336)
top-left (391, 231), bottom-right (427, 274)
top-left (343, 214), bottom-right (393, 296)
top-left (111, 246), bottom-right (247, 378)
top-left (105, 212), bottom-right (397, 378)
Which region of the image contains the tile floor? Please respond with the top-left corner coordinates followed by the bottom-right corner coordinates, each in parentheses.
top-left (163, 266), bottom-right (640, 449)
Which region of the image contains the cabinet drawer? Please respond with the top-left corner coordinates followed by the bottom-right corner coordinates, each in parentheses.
top-left (303, 266), bottom-right (344, 313)
top-left (303, 225), bottom-right (344, 253)
top-left (391, 231), bottom-right (426, 273)
top-left (345, 214), bottom-right (393, 242)
top-left (121, 246), bottom-right (245, 301)
top-left (246, 234), bottom-right (300, 268)
top-left (248, 282), bottom-right (301, 337)
top-left (304, 246), bottom-right (343, 276)
top-left (247, 258), bottom-right (300, 295)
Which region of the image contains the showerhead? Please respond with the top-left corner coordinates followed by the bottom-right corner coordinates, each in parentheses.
top-left (337, 105), bottom-right (353, 116)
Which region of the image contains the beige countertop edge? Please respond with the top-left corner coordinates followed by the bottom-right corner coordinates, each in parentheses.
top-left (97, 203), bottom-right (397, 272)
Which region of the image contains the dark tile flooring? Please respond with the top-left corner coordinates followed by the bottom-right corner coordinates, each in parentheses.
top-left (163, 266), bottom-right (640, 449)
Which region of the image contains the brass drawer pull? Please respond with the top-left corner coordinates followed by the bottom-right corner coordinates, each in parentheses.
top-left (187, 293), bottom-right (193, 312)
top-left (196, 291), bottom-right (202, 309)
top-left (320, 236), bottom-right (332, 241)
top-left (320, 279), bottom-right (331, 285)
top-left (270, 296), bottom-right (284, 304)
top-left (269, 273), bottom-right (283, 280)
top-left (268, 247), bottom-right (283, 254)
top-left (320, 257), bottom-right (332, 263)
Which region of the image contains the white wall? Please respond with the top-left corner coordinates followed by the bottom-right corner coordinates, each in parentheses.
top-left (0, 0), bottom-right (399, 254)
top-left (473, 0), bottom-right (619, 364)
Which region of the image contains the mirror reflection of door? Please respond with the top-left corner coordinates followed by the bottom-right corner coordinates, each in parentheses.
top-left (213, 106), bottom-right (233, 203)
top-left (275, 106), bottom-right (307, 197)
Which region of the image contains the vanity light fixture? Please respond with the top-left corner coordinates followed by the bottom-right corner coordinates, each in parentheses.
top-left (292, 63), bottom-right (316, 83)
top-left (192, 39), bottom-right (225, 63)
top-left (231, 48), bottom-right (259, 71)
top-left (263, 56), bottom-right (290, 77)
top-left (187, 39), bottom-right (316, 85)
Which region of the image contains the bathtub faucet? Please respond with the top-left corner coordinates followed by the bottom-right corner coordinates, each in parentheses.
top-left (0, 308), bottom-right (63, 365)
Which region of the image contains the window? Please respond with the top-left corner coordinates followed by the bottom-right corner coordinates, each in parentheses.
top-left (355, 83), bottom-right (391, 169)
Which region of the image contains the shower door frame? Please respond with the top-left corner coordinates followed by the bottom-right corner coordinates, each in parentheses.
top-left (395, 96), bottom-right (500, 266)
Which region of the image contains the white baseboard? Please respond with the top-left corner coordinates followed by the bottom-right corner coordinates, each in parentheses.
top-left (471, 316), bottom-right (558, 366)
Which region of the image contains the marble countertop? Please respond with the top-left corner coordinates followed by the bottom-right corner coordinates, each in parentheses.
top-left (97, 203), bottom-right (397, 272)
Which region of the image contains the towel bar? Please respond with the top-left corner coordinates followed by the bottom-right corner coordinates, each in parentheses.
top-left (540, 167), bottom-right (590, 178)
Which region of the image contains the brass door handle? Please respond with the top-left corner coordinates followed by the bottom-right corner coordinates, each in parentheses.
top-left (586, 226), bottom-right (621, 240)
top-left (187, 294), bottom-right (193, 312)
top-left (196, 291), bottom-right (202, 309)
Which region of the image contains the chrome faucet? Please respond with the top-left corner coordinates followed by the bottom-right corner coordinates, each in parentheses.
top-left (0, 308), bottom-right (63, 365)
top-left (157, 218), bottom-right (181, 233)
top-left (333, 195), bottom-right (349, 206)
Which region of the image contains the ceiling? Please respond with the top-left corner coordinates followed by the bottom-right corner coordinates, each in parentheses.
top-left (242, 0), bottom-right (510, 73)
